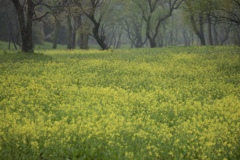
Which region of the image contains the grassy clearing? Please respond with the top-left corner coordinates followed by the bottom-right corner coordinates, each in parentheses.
top-left (0, 41), bottom-right (67, 51)
top-left (0, 46), bottom-right (240, 159)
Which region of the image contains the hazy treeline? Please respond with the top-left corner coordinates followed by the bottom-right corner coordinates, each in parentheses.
top-left (0, 0), bottom-right (239, 51)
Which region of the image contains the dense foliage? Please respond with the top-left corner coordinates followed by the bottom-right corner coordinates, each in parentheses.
top-left (0, 46), bottom-right (240, 159)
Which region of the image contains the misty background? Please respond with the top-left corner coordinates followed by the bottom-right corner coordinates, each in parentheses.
top-left (0, 0), bottom-right (240, 50)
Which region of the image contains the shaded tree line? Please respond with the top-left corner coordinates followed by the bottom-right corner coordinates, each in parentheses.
top-left (1, 0), bottom-right (239, 52)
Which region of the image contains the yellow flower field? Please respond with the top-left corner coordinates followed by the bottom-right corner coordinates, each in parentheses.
top-left (0, 46), bottom-right (240, 159)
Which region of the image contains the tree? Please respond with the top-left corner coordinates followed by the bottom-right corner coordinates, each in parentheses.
top-left (102, 1), bottom-right (126, 48)
top-left (215, 0), bottom-right (240, 45)
top-left (183, 0), bottom-right (208, 45)
top-left (75, 0), bottom-right (113, 50)
top-left (0, 0), bottom-right (18, 49)
top-left (11, 0), bottom-right (65, 52)
top-left (11, 0), bottom-right (34, 52)
top-left (190, 13), bottom-right (206, 46)
top-left (50, 0), bottom-right (66, 49)
top-left (64, 0), bottom-right (74, 49)
top-left (216, 0), bottom-right (240, 25)
top-left (123, 1), bottom-right (147, 48)
top-left (132, 0), bottom-right (185, 48)
top-left (52, 17), bottom-right (61, 49)
top-left (77, 14), bottom-right (91, 49)
top-left (10, 0), bottom-right (52, 52)
top-left (182, 0), bottom-right (240, 46)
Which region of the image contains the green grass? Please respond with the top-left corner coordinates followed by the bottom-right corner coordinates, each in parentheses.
top-left (0, 46), bottom-right (240, 160)
top-left (0, 41), bottom-right (10, 50)
top-left (0, 40), bottom-right (105, 50)
top-left (0, 40), bottom-right (67, 51)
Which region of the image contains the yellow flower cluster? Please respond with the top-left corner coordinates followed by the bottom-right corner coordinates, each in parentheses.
top-left (0, 46), bottom-right (240, 159)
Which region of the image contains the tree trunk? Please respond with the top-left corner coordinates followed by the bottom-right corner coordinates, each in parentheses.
top-left (169, 30), bottom-right (174, 45)
top-left (148, 36), bottom-right (157, 48)
top-left (72, 16), bottom-right (81, 49)
top-left (7, 19), bottom-right (18, 50)
top-left (5, 6), bottom-right (18, 50)
top-left (199, 33), bottom-right (206, 46)
top-left (115, 32), bottom-right (122, 48)
top-left (92, 23), bottom-right (109, 50)
top-left (213, 23), bottom-right (219, 45)
top-left (79, 33), bottom-right (89, 49)
top-left (207, 14), bottom-right (213, 45)
top-left (135, 26), bottom-right (145, 48)
top-left (190, 14), bottom-right (206, 46)
top-left (199, 14), bottom-right (206, 46)
top-left (52, 21), bottom-right (60, 49)
top-left (78, 15), bottom-right (89, 49)
top-left (12, 0), bottom-right (34, 52)
top-left (146, 20), bottom-right (157, 48)
top-left (85, 13), bottom-right (108, 50)
top-left (72, 28), bottom-right (76, 49)
top-left (182, 30), bottom-right (190, 47)
top-left (67, 15), bottom-right (73, 49)
top-left (150, 40), bottom-right (157, 48)
top-left (175, 28), bottom-right (179, 45)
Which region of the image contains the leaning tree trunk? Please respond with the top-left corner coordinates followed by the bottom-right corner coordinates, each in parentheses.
top-left (92, 23), bottom-right (109, 50)
top-left (82, 14), bottom-right (109, 49)
top-left (12, 0), bottom-right (34, 52)
top-left (190, 14), bottom-right (206, 46)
